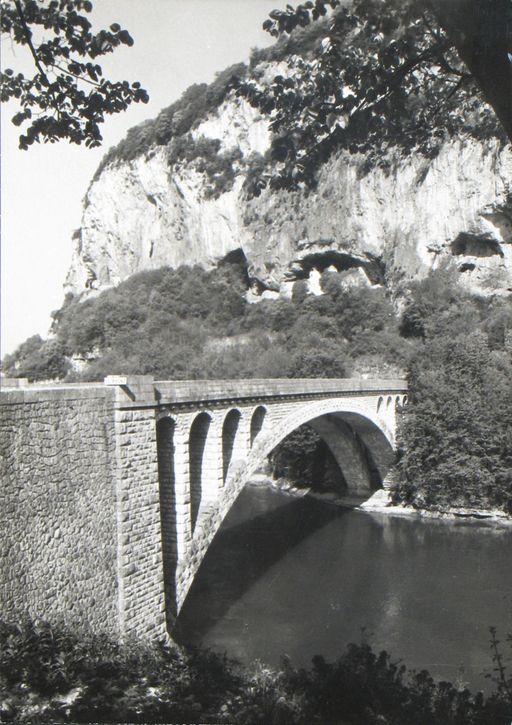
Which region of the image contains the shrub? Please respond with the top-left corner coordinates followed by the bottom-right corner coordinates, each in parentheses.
top-left (2, 335), bottom-right (69, 382)
top-left (168, 134), bottom-right (243, 198)
top-left (93, 62), bottom-right (248, 180)
top-left (1, 619), bottom-right (511, 724)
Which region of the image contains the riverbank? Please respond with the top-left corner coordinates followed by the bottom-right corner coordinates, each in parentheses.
top-left (247, 474), bottom-right (512, 525)
top-left (247, 472), bottom-right (310, 498)
top-left (360, 489), bottom-right (512, 526)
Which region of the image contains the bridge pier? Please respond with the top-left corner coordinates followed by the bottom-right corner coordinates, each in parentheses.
top-left (310, 416), bottom-right (376, 495)
top-left (167, 420), bottom-right (191, 566)
top-left (156, 417), bottom-right (178, 628)
top-left (110, 381), bottom-right (167, 640)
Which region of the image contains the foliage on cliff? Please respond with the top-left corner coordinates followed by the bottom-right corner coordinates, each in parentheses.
top-left (1, 618), bottom-right (511, 724)
top-left (2, 261), bottom-right (406, 382)
top-left (166, 134), bottom-right (243, 199)
top-left (92, 62), bottom-right (247, 179)
top-left (239, 0), bottom-right (509, 189)
top-left (92, 17), bottom-right (333, 179)
top-left (89, 0), bottom-right (507, 196)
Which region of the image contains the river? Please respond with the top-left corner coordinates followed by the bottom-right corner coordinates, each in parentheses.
top-left (175, 484), bottom-right (512, 692)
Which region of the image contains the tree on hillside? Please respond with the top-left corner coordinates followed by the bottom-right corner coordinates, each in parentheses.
top-left (239, 0), bottom-right (511, 188)
top-left (0, 0), bottom-right (149, 148)
top-left (394, 332), bottom-right (512, 513)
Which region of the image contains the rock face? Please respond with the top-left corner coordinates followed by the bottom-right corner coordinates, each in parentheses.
top-left (66, 92), bottom-right (512, 299)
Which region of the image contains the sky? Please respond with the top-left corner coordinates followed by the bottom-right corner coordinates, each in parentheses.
top-left (1, 0), bottom-right (278, 356)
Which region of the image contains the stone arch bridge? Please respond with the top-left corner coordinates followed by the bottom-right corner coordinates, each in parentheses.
top-left (1, 376), bottom-right (406, 641)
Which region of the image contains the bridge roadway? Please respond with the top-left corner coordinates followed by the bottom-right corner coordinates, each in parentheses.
top-left (1, 376), bottom-right (407, 641)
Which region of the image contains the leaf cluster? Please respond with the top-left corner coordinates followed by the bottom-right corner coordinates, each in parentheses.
top-left (0, 618), bottom-right (242, 723)
top-left (249, 13), bottom-right (333, 67)
top-left (1, 0), bottom-right (148, 148)
top-left (263, 0), bottom-right (340, 36)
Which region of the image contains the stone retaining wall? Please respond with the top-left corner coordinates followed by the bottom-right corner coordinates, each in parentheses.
top-left (0, 385), bottom-right (119, 635)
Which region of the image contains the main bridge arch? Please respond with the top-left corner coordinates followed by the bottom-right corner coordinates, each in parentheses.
top-left (172, 391), bottom-right (405, 615)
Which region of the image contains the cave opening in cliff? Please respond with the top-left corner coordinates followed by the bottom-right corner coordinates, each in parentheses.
top-left (289, 250), bottom-right (386, 285)
top-left (217, 248), bottom-right (251, 288)
top-left (451, 233), bottom-right (504, 258)
top-left (459, 262), bottom-right (476, 273)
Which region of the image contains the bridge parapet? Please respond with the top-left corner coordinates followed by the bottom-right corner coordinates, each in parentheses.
top-left (100, 375), bottom-right (407, 408)
top-left (3, 376), bottom-right (407, 406)
top-left (154, 378), bottom-right (407, 405)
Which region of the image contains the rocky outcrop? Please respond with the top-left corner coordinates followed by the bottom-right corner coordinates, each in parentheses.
top-left (66, 91), bottom-right (512, 299)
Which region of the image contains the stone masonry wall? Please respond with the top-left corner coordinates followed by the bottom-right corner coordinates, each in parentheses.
top-left (0, 385), bottom-right (119, 635)
top-left (113, 402), bottom-right (166, 640)
top-left (103, 375), bottom-right (168, 640)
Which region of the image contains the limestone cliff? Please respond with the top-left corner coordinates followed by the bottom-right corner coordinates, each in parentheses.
top-left (66, 90), bottom-right (512, 300)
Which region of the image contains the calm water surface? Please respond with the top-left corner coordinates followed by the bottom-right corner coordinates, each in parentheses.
top-left (175, 485), bottom-right (512, 691)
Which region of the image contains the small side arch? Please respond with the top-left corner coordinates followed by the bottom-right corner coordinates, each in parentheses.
top-left (250, 405), bottom-right (267, 446)
top-left (156, 416), bottom-right (178, 627)
top-left (377, 396), bottom-right (384, 413)
top-left (386, 396), bottom-right (393, 408)
top-left (222, 409), bottom-right (241, 482)
top-left (188, 412), bottom-right (211, 533)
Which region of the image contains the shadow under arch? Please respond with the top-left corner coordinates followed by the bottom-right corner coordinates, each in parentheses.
top-left (329, 411), bottom-right (395, 484)
top-left (248, 404), bottom-right (395, 490)
top-left (189, 412), bottom-right (211, 533)
top-left (222, 408), bottom-right (241, 482)
top-left (307, 414), bottom-right (383, 494)
top-left (173, 486), bottom-right (346, 645)
top-left (250, 405), bottom-right (267, 446)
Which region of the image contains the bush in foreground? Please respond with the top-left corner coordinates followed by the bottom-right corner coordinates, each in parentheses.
top-left (1, 619), bottom-right (511, 724)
